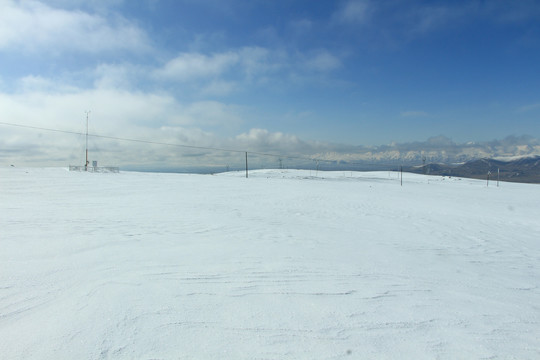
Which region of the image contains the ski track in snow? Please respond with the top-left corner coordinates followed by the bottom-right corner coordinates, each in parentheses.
top-left (1, 167), bottom-right (539, 359)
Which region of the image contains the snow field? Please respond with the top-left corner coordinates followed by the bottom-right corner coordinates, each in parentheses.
top-left (1, 167), bottom-right (539, 359)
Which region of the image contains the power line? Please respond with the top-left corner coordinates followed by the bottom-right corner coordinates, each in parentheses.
top-left (0, 121), bottom-right (246, 154)
top-left (0, 121), bottom-right (85, 137)
top-left (0, 121), bottom-right (398, 168)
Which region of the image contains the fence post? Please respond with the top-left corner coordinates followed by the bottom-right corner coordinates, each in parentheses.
top-left (400, 166), bottom-right (403, 186)
top-left (245, 152), bottom-right (248, 178)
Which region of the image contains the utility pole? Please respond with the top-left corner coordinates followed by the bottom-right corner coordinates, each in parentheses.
top-left (245, 152), bottom-right (248, 178)
top-left (84, 110), bottom-right (91, 171)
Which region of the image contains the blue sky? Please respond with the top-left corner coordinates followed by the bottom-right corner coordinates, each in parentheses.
top-left (1, 0), bottom-right (539, 168)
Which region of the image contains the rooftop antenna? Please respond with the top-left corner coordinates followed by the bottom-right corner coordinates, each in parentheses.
top-left (85, 110), bottom-right (91, 171)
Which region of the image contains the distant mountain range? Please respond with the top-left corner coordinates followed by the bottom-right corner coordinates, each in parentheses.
top-left (314, 135), bottom-right (540, 166)
top-left (405, 156), bottom-right (540, 184)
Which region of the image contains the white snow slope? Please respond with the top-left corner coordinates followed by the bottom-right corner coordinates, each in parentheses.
top-left (1, 167), bottom-right (539, 359)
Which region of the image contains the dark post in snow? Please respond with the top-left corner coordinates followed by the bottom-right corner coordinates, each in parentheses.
top-left (84, 110), bottom-right (90, 171)
top-left (400, 165), bottom-right (403, 186)
top-left (245, 152), bottom-right (248, 178)
top-left (497, 168), bottom-right (500, 187)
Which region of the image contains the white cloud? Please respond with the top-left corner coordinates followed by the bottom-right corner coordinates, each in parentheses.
top-left (17, 75), bottom-right (53, 90)
top-left (234, 128), bottom-right (304, 153)
top-left (0, 0), bottom-right (150, 54)
top-left (43, 0), bottom-right (125, 11)
top-left (154, 46), bottom-right (282, 83)
top-left (236, 128), bottom-right (298, 144)
top-left (200, 80), bottom-right (238, 96)
top-left (0, 70), bottom-right (260, 167)
top-left (238, 46), bottom-right (278, 78)
top-left (181, 101), bottom-right (244, 126)
top-left (332, 0), bottom-right (371, 24)
top-left (0, 90), bottom-right (223, 167)
top-left (0, 88), bottom-right (179, 135)
top-left (154, 47), bottom-right (339, 90)
top-left (1, 74), bottom-right (245, 137)
top-left (92, 63), bottom-right (146, 89)
top-left (154, 52), bottom-right (240, 81)
top-left (2, 84), bottom-right (539, 169)
top-left (0, 82), bottom-right (308, 167)
top-left (305, 51), bottom-right (342, 72)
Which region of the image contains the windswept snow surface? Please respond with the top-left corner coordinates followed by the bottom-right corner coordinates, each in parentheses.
top-left (1, 167), bottom-right (539, 359)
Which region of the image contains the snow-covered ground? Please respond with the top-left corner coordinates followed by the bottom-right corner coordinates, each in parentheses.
top-left (1, 167), bottom-right (539, 359)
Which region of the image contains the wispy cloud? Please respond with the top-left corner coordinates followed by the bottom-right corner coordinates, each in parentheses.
top-left (516, 102), bottom-right (540, 113)
top-left (332, 0), bottom-right (371, 24)
top-left (305, 51), bottom-right (342, 72)
top-left (288, 18), bottom-right (314, 36)
top-left (200, 80), bottom-right (238, 97)
top-left (400, 110), bottom-right (429, 118)
top-left (153, 46), bottom-right (286, 84)
top-left (331, 1), bottom-right (474, 45)
top-left (151, 46), bottom-right (341, 91)
top-left (483, 0), bottom-right (540, 23)
top-left (154, 52), bottom-right (240, 81)
top-left (401, 4), bottom-right (461, 38)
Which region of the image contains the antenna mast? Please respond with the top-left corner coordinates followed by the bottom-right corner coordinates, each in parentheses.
top-left (85, 110), bottom-right (91, 171)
